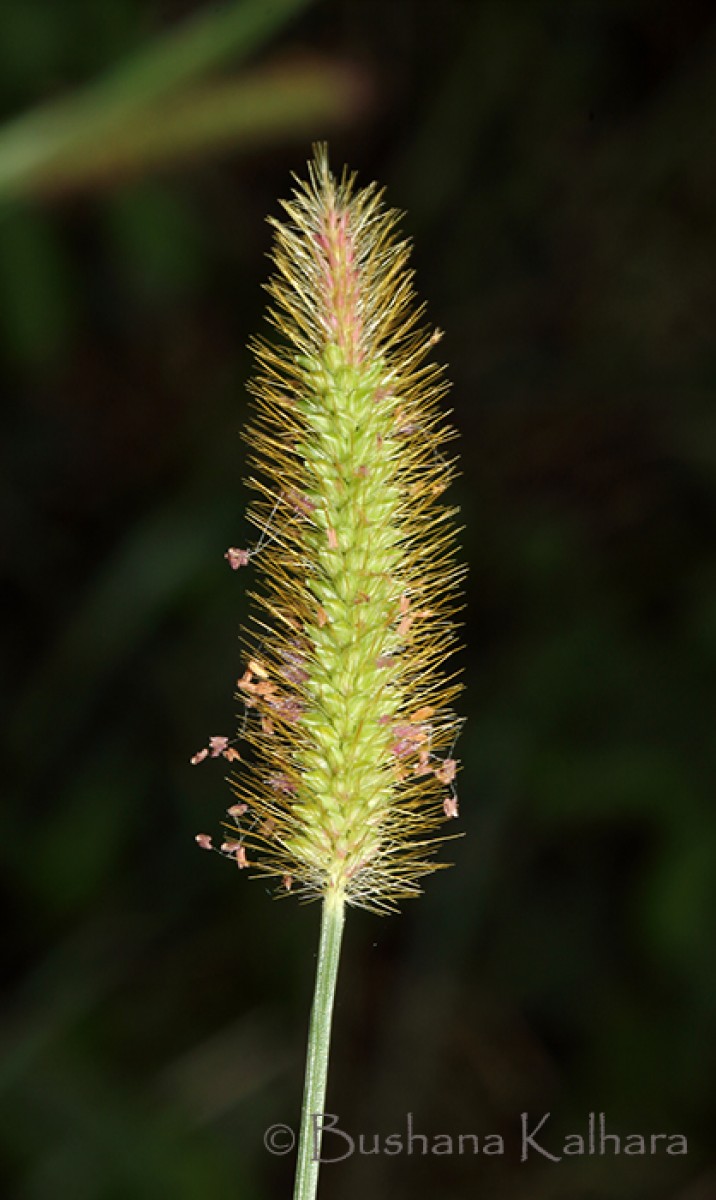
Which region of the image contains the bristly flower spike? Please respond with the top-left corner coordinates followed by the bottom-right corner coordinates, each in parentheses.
top-left (198, 146), bottom-right (464, 1200)
top-left (221, 144), bottom-right (464, 917)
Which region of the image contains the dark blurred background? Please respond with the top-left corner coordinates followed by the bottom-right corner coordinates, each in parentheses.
top-left (3, 1), bottom-right (716, 1197)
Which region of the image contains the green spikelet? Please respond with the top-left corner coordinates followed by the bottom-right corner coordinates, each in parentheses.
top-left (227, 145), bottom-right (463, 913)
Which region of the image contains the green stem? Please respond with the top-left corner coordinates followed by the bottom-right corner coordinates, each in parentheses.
top-left (293, 887), bottom-right (346, 1200)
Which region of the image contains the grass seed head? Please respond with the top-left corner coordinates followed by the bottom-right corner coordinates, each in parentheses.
top-left (218, 145), bottom-right (464, 912)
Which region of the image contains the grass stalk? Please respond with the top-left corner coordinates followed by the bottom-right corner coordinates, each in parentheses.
top-left (293, 887), bottom-right (346, 1200)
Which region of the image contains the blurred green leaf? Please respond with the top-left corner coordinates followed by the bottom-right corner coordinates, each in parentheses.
top-left (0, 0), bottom-right (315, 201)
top-left (0, 206), bottom-right (77, 363)
top-left (639, 829), bottom-right (716, 972)
top-left (105, 181), bottom-right (206, 299)
top-left (27, 59), bottom-right (365, 196)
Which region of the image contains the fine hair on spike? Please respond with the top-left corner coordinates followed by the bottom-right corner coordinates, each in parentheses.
top-left (205, 144), bottom-right (465, 913)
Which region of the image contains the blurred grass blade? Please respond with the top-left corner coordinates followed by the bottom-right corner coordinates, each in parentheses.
top-left (18, 59), bottom-right (367, 197)
top-left (0, 0), bottom-right (315, 201)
